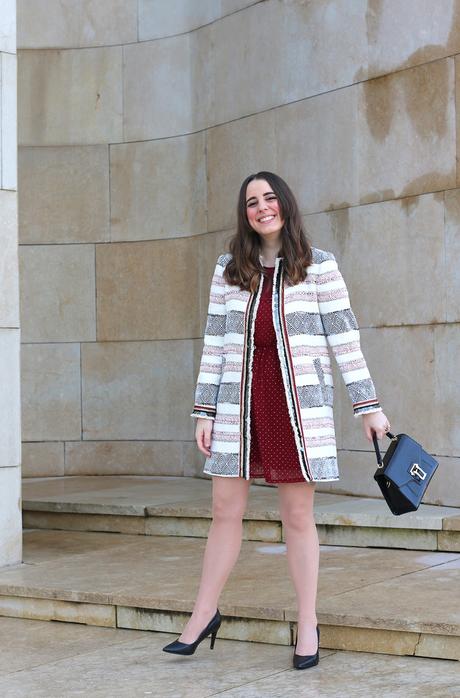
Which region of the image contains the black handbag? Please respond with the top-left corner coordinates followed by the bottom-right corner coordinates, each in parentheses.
top-left (372, 431), bottom-right (439, 515)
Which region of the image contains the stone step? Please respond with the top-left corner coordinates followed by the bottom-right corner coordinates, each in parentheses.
top-left (0, 529), bottom-right (458, 662)
top-left (22, 475), bottom-right (460, 552)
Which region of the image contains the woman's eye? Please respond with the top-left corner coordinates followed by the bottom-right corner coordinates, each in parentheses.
top-left (247, 196), bottom-right (276, 207)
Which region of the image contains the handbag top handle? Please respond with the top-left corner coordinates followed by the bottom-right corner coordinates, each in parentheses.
top-left (372, 431), bottom-right (397, 467)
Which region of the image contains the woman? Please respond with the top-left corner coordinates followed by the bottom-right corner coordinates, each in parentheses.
top-left (163, 171), bottom-right (390, 669)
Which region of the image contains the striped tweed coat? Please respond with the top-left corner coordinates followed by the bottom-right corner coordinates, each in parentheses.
top-left (190, 247), bottom-right (382, 482)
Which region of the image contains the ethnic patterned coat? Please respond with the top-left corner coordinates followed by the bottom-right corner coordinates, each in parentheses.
top-left (190, 247), bottom-right (383, 482)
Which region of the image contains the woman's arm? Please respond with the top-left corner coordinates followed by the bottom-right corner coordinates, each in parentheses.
top-left (190, 254), bottom-right (226, 421)
top-left (315, 250), bottom-right (383, 419)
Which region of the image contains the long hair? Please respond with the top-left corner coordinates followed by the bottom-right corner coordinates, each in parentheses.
top-left (223, 171), bottom-right (313, 292)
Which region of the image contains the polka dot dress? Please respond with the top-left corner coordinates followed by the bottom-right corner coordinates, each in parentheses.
top-left (249, 265), bottom-right (306, 483)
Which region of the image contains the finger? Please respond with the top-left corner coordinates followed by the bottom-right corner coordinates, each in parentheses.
top-left (201, 430), bottom-right (211, 455)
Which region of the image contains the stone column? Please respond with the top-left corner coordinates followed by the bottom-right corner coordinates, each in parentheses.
top-left (0, 0), bottom-right (22, 566)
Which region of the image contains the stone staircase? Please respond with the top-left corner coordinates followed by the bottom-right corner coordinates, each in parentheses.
top-left (0, 475), bottom-right (457, 662)
top-left (21, 475), bottom-right (460, 552)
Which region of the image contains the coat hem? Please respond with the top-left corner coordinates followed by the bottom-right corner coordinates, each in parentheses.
top-left (203, 469), bottom-right (340, 482)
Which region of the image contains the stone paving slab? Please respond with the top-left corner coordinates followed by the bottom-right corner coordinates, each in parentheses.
top-left (0, 617), bottom-right (458, 697)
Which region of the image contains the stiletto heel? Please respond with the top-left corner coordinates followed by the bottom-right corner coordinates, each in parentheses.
top-left (210, 630), bottom-right (217, 649)
top-left (293, 624), bottom-right (320, 670)
top-left (162, 609), bottom-right (221, 656)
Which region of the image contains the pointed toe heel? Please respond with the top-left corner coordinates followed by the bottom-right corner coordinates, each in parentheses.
top-left (162, 609), bottom-right (221, 656)
top-left (293, 624), bottom-right (320, 670)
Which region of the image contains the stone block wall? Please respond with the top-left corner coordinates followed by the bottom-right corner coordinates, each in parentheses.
top-left (0, 0), bottom-right (22, 565)
top-left (17, 1), bottom-right (460, 505)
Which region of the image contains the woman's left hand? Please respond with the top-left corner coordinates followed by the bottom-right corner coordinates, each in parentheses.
top-left (361, 411), bottom-right (391, 441)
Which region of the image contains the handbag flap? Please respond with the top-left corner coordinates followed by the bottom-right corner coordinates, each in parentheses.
top-left (383, 434), bottom-right (438, 488)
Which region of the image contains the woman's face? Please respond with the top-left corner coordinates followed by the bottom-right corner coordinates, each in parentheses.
top-left (245, 179), bottom-right (284, 242)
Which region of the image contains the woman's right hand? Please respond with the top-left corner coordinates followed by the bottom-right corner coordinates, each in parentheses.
top-left (195, 417), bottom-right (213, 457)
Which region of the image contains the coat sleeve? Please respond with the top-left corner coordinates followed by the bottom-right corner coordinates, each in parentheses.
top-left (316, 251), bottom-right (383, 418)
top-left (190, 254), bottom-right (227, 421)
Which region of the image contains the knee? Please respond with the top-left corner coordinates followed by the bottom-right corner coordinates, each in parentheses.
top-left (282, 507), bottom-right (315, 533)
top-left (212, 496), bottom-right (246, 524)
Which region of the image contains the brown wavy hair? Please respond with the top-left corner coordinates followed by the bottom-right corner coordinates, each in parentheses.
top-left (223, 171), bottom-right (314, 292)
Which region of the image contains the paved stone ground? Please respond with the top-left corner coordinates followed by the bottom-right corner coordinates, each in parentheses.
top-left (0, 617), bottom-right (459, 697)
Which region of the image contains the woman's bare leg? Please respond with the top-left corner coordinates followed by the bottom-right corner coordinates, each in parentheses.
top-left (178, 475), bottom-right (252, 643)
top-left (278, 481), bottom-right (319, 655)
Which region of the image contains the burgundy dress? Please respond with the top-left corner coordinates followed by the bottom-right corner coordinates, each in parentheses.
top-left (249, 265), bottom-right (305, 483)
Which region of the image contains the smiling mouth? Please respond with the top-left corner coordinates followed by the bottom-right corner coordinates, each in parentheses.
top-left (258, 215), bottom-right (276, 223)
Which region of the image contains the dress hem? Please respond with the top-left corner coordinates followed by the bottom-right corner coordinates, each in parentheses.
top-left (203, 469), bottom-right (340, 482)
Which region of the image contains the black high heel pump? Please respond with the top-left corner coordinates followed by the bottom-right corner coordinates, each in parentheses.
top-left (293, 624), bottom-right (320, 670)
top-left (162, 609), bottom-right (221, 656)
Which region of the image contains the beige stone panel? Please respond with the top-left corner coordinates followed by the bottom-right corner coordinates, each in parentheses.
top-left (21, 442), bottom-right (64, 478)
top-left (0, 467), bottom-right (22, 566)
top-left (17, 0), bottom-right (137, 49)
top-left (0, 0), bottom-right (15, 53)
top-left (22, 511), bottom-right (146, 535)
top-left (1, 51), bottom-right (17, 190)
top-left (275, 86), bottom-right (360, 215)
top-left (18, 47), bottom-right (123, 146)
top-left (144, 516), bottom-right (280, 542)
top-left (145, 516), bottom-right (211, 538)
top-left (358, 59), bottom-right (456, 204)
top-left (96, 238), bottom-right (200, 340)
top-left (190, 24), bottom-right (214, 136)
top-left (303, 210), bottom-right (337, 256)
top-left (206, 110), bottom-right (277, 232)
top-left (65, 441), bottom-right (183, 476)
top-left (0, 595), bottom-right (115, 627)
top-left (317, 450), bottom-right (460, 508)
top-left (0, 330), bottom-right (21, 468)
top-left (117, 606), bottom-right (291, 645)
top-left (444, 515), bottom-right (460, 531)
top-left (329, 194), bottom-right (445, 327)
top-left (366, 0), bottom-right (460, 79)
top-left (319, 624), bottom-right (417, 656)
top-left (433, 324), bottom-right (460, 456)
top-left (110, 133), bottom-right (206, 242)
top-left (21, 343), bottom-right (81, 441)
top-left (415, 633), bottom-right (460, 661)
top-left (212, 1), bottom-right (367, 126)
top-left (19, 146), bottom-right (110, 244)
top-left (438, 531), bottom-right (460, 552)
top-left (123, 35), bottom-right (195, 141)
top-left (0, 190), bottom-right (18, 326)
top-left (444, 188), bottom-right (460, 322)
top-left (138, 0), bottom-right (220, 40)
top-left (340, 326), bottom-right (436, 453)
top-left (81, 340), bottom-right (195, 440)
top-left (20, 244), bottom-right (96, 342)
top-left (314, 525), bottom-right (438, 551)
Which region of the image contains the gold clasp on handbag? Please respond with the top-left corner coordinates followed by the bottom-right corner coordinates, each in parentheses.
top-left (409, 462), bottom-right (426, 481)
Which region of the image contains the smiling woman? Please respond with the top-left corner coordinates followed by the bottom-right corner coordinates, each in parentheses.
top-left (164, 170), bottom-right (390, 669)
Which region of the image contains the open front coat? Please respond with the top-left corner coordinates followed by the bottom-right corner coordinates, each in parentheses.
top-left (190, 246), bottom-right (382, 482)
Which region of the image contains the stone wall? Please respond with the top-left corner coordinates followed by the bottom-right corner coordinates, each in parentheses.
top-left (0, 0), bottom-right (22, 565)
top-left (17, 1), bottom-right (459, 505)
